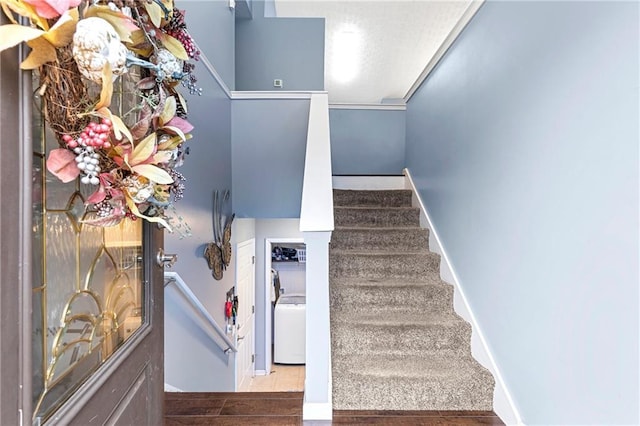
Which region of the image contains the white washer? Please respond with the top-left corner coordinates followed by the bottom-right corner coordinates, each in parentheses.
top-left (274, 294), bottom-right (306, 364)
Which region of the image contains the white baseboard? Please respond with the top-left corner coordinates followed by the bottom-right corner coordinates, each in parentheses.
top-left (254, 369), bottom-right (268, 376)
top-left (332, 175), bottom-right (405, 190)
top-left (164, 383), bottom-right (184, 392)
top-left (403, 168), bottom-right (522, 426)
top-left (303, 401), bottom-right (333, 421)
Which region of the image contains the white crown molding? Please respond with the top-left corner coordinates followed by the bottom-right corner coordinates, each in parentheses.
top-left (404, 0), bottom-right (485, 102)
top-left (230, 91), bottom-right (326, 100)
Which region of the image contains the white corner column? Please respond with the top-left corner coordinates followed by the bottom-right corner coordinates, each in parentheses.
top-left (302, 230), bottom-right (332, 420)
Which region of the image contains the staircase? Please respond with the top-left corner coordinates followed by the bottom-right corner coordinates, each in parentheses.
top-left (330, 189), bottom-right (495, 410)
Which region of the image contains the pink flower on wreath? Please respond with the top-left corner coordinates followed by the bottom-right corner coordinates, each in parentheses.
top-left (86, 172), bottom-right (124, 205)
top-left (22, 0), bottom-right (82, 19)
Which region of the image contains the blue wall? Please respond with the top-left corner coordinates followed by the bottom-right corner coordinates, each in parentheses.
top-left (165, 54), bottom-right (235, 313)
top-left (182, 0), bottom-right (236, 90)
top-left (330, 108), bottom-right (406, 175)
top-left (235, 1), bottom-right (324, 91)
top-left (235, 0), bottom-right (253, 19)
top-left (405, 1), bottom-right (639, 424)
top-left (231, 99), bottom-right (309, 218)
top-left (165, 2), bottom-right (237, 391)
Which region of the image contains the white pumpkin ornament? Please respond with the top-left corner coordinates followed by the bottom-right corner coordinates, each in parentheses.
top-left (150, 48), bottom-right (184, 82)
top-left (72, 17), bottom-right (128, 82)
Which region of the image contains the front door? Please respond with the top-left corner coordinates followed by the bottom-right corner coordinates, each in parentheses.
top-left (236, 239), bottom-right (256, 391)
top-left (0, 30), bottom-right (165, 423)
top-left (36, 221), bottom-right (165, 425)
top-left (30, 78), bottom-right (165, 425)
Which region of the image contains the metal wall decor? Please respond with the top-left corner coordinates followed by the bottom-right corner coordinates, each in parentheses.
top-left (204, 190), bottom-right (234, 280)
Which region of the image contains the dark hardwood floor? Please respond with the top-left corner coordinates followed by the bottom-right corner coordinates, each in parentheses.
top-left (165, 392), bottom-right (505, 425)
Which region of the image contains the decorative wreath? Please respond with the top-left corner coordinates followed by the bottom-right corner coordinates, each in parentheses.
top-left (0, 0), bottom-right (201, 233)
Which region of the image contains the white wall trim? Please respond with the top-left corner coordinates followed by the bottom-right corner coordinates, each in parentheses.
top-left (164, 383), bottom-right (184, 392)
top-left (403, 0), bottom-right (485, 102)
top-left (329, 103), bottom-right (406, 111)
top-left (332, 175), bottom-right (405, 190)
top-left (254, 369), bottom-right (268, 376)
top-left (403, 168), bottom-right (522, 426)
top-left (302, 401), bottom-right (333, 421)
top-left (193, 42), bottom-right (233, 98)
top-left (231, 91), bottom-right (327, 100)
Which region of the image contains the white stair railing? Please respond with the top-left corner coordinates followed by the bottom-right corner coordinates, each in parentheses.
top-left (164, 271), bottom-right (237, 354)
top-left (300, 93), bottom-right (334, 421)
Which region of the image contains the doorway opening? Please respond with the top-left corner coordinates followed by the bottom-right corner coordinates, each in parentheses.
top-left (247, 238), bottom-right (306, 392)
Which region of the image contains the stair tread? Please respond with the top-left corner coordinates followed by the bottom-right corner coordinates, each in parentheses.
top-left (330, 277), bottom-right (451, 288)
top-left (333, 189), bottom-right (412, 193)
top-left (333, 226), bottom-right (424, 231)
top-left (332, 310), bottom-right (467, 326)
top-left (333, 353), bottom-right (491, 379)
top-left (335, 206), bottom-right (417, 211)
top-left (331, 250), bottom-right (432, 256)
top-left (333, 189), bottom-right (413, 208)
top-left (331, 249), bottom-right (434, 256)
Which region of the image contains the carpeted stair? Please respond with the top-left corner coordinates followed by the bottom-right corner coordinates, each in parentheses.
top-left (330, 189), bottom-right (495, 411)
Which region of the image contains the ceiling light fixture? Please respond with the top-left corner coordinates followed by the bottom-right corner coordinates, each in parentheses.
top-left (331, 25), bottom-right (361, 84)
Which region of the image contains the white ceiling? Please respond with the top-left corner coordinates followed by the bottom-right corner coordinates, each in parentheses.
top-left (274, 0), bottom-right (472, 104)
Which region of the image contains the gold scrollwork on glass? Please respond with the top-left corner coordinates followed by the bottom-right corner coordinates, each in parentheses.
top-left (32, 72), bottom-right (145, 423)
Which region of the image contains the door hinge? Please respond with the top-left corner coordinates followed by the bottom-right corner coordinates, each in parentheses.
top-left (252, 305), bottom-right (254, 314)
top-left (252, 255), bottom-right (255, 264)
top-left (251, 354), bottom-right (255, 363)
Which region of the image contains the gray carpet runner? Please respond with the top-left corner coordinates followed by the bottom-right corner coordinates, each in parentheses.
top-left (330, 189), bottom-right (495, 411)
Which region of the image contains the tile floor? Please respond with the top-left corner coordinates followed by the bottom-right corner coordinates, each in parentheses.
top-left (247, 363), bottom-right (305, 392)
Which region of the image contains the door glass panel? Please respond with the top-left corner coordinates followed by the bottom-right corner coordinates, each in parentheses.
top-left (32, 71), bottom-right (145, 423)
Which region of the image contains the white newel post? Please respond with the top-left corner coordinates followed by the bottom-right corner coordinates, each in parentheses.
top-left (300, 92), bottom-right (333, 419)
top-left (302, 230), bottom-right (332, 420)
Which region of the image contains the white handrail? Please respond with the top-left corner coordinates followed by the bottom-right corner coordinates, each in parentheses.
top-left (164, 272), bottom-right (237, 354)
top-left (300, 93), bottom-right (334, 232)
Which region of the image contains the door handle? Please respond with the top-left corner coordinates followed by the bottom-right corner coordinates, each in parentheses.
top-left (156, 248), bottom-right (178, 268)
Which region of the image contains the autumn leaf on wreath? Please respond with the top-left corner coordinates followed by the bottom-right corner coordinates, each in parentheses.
top-left (112, 133), bottom-right (174, 185)
top-left (83, 4), bottom-right (138, 43)
top-left (46, 148), bottom-right (80, 183)
top-left (125, 194), bottom-right (171, 230)
top-left (157, 31), bottom-right (188, 60)
top-left (0, 0), bottom-right (49, 28)
top-left (156, 96), bottom-right (193, 141)
top-left (86, 172), bottom-right (123, 204)
top-left (95, 107), bottom-right (133, 143)
top-left (94, 63), bottom-right (113, 110)
top-left (0, 8), bottom-right (79, 69)
top-left (144, 0), bottom-right (163, 27)
top-left (22, 0), bottom-right (81, 19)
